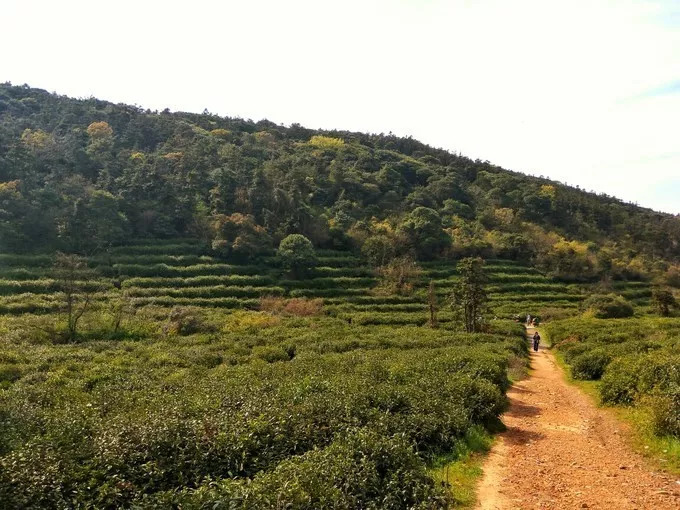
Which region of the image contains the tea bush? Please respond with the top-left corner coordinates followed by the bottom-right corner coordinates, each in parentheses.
top-left (582, 294), bottom-right (634, 318)
top-left (0, 312), bottom-right (525, 508)
top-left (547, 318), bottom-right (680, 440)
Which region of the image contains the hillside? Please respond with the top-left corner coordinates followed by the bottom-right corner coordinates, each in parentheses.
top-left (1, 83), bottom-right (679, 285)
top-left (0, 84), bottom-right (679, 509)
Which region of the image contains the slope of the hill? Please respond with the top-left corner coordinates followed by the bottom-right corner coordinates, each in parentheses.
top-left (1, 83), bottom-right (679, 285)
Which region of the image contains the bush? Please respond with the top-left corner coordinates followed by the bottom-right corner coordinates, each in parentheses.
top-left (112, 263), bottom-right (263, 278)
top-left (570, 349), bottom-right (612, 380)
top-left (600, 356), bottom-right (640, 404)
top-left (164, 307), bottom-right (216, 335)
top-left (548, 318), bottom-right (680, 442)
top-left (582, 294), bottom-right (634, 318)
top-left (0, 364), bottom-right (21, 386)
top-left (648, 387), bottom-right (680, 437)
top-left (149, 430), bottom-right (450, 509)
top-left (252, 345), bottom-right (292, 363)
top-left (127, 285), bottom-right (285, 299)
top-left (259, 296), bottom-right (324, 316)
top-left (122, 274), bottom-right (274, 289)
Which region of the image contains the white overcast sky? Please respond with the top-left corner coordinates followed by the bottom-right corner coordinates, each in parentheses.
top-left (2, 0), bottom-right (679, 213)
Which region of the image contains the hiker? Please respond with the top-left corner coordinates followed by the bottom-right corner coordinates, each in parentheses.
top-left (532, 331), bottom-right (540, 352)
top-left (526, 314), bottom-right (532, 326)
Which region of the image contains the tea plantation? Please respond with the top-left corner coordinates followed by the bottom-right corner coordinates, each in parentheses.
top-left (0, 240), bottom-right (667, 508)
top-left (546, 318), bottom-right (680, 442)
top-left (0, 239), bottom-right (654, 319)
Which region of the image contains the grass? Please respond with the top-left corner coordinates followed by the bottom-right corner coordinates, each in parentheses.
top-left (429, 425), bottom-right (495, 508)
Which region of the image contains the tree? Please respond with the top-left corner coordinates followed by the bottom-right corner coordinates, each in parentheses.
top-left (398, 207), bottom-right (450, 260)
top-left (538, 239), bottom-right (597, 282)
top-left (53, 253), bottom-right (98, 342)
top-left (211, 213), bottom-right (272, 261)
top-left (361, 235), bottom-right (396, 267)
top-left (377, 256), bottom-right (421, 296)
top-left (451, 257), bottom-right (489, 333)
top-left (108, 290), bottom-right (136, 336)
top-left (278, 234), bottom-right (317, 278)
top-left (652, 288), bottom-right (677, 317)
top-left (59, 185), bottom-right (128, 254)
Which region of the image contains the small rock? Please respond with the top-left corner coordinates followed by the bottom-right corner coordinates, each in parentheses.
top-left (619, 465), bottom-right (628, 470)
top-left (581, 504), bottom-right (589, 509)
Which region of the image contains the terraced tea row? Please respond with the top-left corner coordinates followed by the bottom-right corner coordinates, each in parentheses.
top-left (0, 243), bottom-right (653, 319)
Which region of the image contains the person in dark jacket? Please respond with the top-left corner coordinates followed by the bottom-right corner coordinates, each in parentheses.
top-left (532, 331), bottom-right (540, 352)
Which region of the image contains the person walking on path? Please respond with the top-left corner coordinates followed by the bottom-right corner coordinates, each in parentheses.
top-left (532, 331), bottom-right (540, 352)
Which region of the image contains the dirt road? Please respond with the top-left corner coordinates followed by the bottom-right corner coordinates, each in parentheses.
top-left (475, 327), bottom-right (680, 509)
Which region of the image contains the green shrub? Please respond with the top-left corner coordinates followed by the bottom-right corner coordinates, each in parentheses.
top-left (149, 430), bottom-right (450, 509)
top-left (127, 285), bottom-right (285, 299)
top-left (0, 364), bottom-right (21, 385)
top-left (600, 356), bottom-right (640, 404)
top-left (112, 263), bottom-right (263, 278)
top-left (110, 243), bottom-right (208, 255)
top-left (122, 274), bottom-right (274, 289)
top-left (648, 386), bottom-right (680, 437)
top-left (252, 345), bottom-right (292, 363)
top-left (570, 349), bottom-right (611, 380)
top-left (582, 294), bottom-right (634, 318)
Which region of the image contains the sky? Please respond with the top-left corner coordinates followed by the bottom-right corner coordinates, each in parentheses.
top-left (2, 0), bottom-right (679, 213)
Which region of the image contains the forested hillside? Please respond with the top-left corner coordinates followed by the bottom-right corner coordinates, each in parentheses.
top-left (1, 83), bottom-right (679, 283)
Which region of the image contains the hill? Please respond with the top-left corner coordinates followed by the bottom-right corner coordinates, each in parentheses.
top-left (1, 83), bottom-right (679, 508)
top-left (1, 83), bottom-right (679, 285)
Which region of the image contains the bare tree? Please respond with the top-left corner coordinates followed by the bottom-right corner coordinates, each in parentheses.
top-left (109, 290), bottom-right (136, 335)
top-left (428, 280), bottom-right (438, 328)
top-left (53, 253), bottom-right (98, 342)
top-left (378, 256), bottom-right (421, 296)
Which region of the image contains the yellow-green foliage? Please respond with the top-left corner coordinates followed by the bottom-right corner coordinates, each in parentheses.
top-left (308, 135), bottom-right (345, 149)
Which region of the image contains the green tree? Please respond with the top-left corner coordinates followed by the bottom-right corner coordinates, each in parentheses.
top-left (450, 257), bottom-right (489, 333)
top-left (278, 234), bottom-right (317, 278)
top-left (361, 234), bottom-right (396, 267)
top-left (212, 213), bottom-right (272, 261)
top-left (398, 207), bottom-right (450, 260)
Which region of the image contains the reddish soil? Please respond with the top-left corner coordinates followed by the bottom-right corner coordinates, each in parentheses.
top-left (475, 328), bottom-right (680, 509)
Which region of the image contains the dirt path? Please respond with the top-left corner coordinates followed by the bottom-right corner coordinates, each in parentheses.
top-left (475, 327), bottom-right (680, 509)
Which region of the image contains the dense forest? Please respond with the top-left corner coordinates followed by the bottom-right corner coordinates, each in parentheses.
top-left (1, 82), bottom-right (679, 282)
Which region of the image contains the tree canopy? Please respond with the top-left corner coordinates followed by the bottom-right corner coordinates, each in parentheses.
top-left (1, 83), bottom-right (679, 281)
